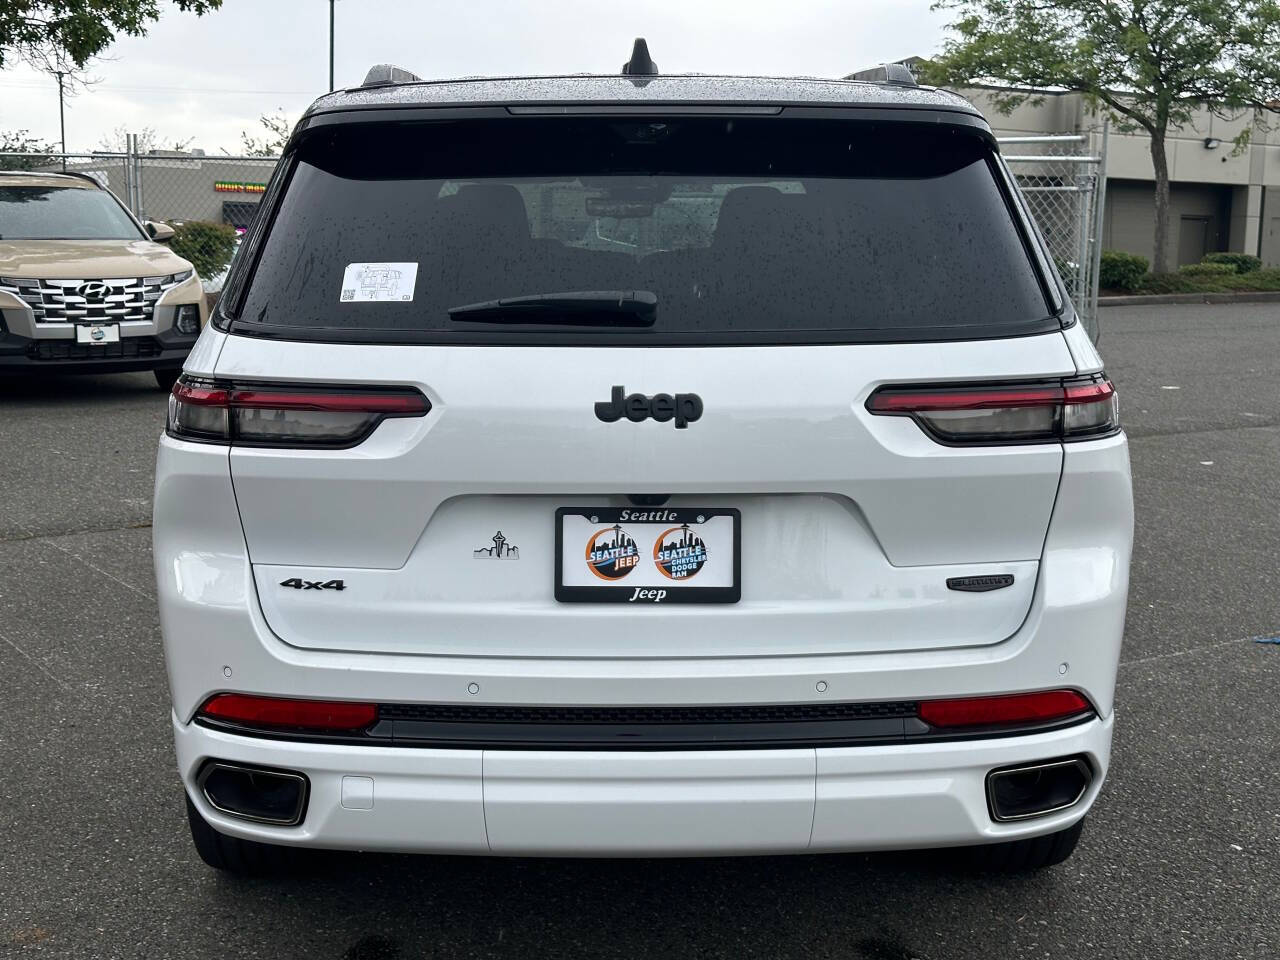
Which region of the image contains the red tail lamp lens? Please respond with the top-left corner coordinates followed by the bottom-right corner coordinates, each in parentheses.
top-left (167, 376), bottom-right (429, 447)
top-left (867, 377), bottom-right (1118, 444)
top-left (919, 690), bottom-right (1091, 728)
top-left (200, 694), bottom-right (377, 731)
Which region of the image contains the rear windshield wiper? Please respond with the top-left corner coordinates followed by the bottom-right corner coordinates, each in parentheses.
top-left (448, 290), bottom-right (657, 326)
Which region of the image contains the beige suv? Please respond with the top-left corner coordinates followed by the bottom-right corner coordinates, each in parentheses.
top-left (0, 170), bottom-right (206, 389)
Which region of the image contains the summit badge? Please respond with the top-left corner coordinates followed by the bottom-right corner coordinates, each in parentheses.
top-left (474, 531), bottom-right (519, 559)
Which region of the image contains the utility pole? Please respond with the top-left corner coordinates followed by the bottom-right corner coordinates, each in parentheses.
top-left (329, 0), bottom-right (335, 92)
top-left (55, 70), bottom-right (67, 170)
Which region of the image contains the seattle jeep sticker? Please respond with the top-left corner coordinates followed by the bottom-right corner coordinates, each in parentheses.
top-left (585, 524), bottom-right (641, 580)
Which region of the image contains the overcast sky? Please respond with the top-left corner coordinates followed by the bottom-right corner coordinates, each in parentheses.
top-left (0, 0), bottom-right (951, 154)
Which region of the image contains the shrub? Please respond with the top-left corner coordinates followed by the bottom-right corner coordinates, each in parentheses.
top-left (167, 220), bottom-right (238, 280)
top-left (1223, 268), bottom-right (1280, 290)
top-left (1178, 261), bottom-right (1237, 277)
top-left (1201, 251), bottom-right (1263, 274)
top-left (1098, 250), bottom-right (1149, 291)
top-left (1135, 267), bottom-right (1280, 295)
top-left (1135, 272), bottom-right (1208, 294)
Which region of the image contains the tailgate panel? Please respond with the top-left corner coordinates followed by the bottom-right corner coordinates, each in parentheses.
top-left (221, 334), bottom-right (1072, 658)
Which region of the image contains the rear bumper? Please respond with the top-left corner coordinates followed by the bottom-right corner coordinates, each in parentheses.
top-left (157, 423), bottom-right (1131, 856)
top-left (176, 712), bottom-right (1112, 856)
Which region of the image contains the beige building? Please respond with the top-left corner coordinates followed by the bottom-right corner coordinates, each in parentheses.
top-left (961, 86), bottom-right (1279, 267)
top-left (49, 151), bottom-right (278, 233)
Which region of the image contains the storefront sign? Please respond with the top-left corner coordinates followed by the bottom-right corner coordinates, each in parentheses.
top-left (214, 181), bottom-right (267, 194)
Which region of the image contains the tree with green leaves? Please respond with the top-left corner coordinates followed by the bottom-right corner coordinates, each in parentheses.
top-left (98, 125), bottom-right (193, 154)
top-left (1, 1), bottom-right (222, 71)
top-left (235, 111), bottom-right (292, 158)
top-left (0, 129), bottom-right (58, 169)
top-left (922, 1), bottom-right (1280, 274)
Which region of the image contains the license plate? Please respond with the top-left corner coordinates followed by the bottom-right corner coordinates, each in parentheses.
top-left (75, 323), bottom-right (120, 345)
top-left (555, 507), bottom-right (740, 603)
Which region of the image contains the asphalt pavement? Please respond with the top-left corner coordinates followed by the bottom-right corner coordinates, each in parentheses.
top-left (2, 304), bottom-right (1278, 959)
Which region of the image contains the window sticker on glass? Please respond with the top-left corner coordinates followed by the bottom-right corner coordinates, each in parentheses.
top-left (339, 262), bottom-right (417, 303)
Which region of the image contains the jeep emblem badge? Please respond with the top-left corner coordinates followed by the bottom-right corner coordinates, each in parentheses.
top-left (595, 385), bottom-right (703, 429)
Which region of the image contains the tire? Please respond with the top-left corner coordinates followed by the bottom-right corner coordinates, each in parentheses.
top-left (185, 795), bottom-right (293, 875)
top-left (154, 367), bottom-right (182, 391)
top-left (960, 817), bottom-right (1084, 871)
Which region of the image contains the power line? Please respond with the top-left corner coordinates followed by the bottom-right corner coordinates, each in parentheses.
top-left (0, 80), bottom-right (316, 95)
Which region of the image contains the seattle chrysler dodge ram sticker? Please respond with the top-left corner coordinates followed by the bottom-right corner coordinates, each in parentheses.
top-left (653, 524), bottom-right (709, 580)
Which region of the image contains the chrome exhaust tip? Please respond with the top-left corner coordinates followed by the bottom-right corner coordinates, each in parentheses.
top-left (197, 761), bottom-right (309, 826)
top-left (986, 756), bottom-right (1092, 822)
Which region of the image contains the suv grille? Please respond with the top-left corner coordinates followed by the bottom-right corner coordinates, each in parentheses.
top-left (0, 273), bottom-right (190, 324)
top-left (27, 337), bottom-right (163, 362)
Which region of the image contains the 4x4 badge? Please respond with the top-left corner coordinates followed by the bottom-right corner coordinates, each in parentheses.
top-left (595, 385), bottom-right (703, 429)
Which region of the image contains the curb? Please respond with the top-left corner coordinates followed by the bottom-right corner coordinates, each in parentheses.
top-left (1100, 291), bottom-right (1280, 307)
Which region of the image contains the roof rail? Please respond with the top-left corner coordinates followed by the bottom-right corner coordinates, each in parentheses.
top-left (846, 63), bottom-right (918, 87)
top-left (622, 38), bottom-right (658, 76)
top-left (361, 63), bottom-right (423, 87)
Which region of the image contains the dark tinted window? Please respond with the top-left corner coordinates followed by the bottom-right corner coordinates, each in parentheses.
top-left (233, 118), bottom-right (1050, 344)
top-left (0, 185), bottom-right (141, 241)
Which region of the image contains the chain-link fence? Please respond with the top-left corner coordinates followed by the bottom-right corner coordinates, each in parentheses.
top-left (2, 147), bottom-right (280, 298)
top-left (999, 124), bottom-right (1109, 335)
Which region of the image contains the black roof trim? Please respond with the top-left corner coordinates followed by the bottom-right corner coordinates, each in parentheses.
top-left (294, 104), bottom-right (995, 143)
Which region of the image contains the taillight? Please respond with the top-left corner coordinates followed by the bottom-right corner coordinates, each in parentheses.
top-left (167, 375), bottom-right (430, 447)
top-left (867, 376), bottom-right (1118, 445)
top-left (199, 694), bottom-right (378, 732)
top-left (919, 690), bottom-right (1092, 728)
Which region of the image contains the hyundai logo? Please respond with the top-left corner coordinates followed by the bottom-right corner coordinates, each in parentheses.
top-left (76, 281), bottom-right (112, 302)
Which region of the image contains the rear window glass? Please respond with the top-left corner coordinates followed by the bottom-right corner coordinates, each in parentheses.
top-left (231, 118), bottom-right (1051, 344)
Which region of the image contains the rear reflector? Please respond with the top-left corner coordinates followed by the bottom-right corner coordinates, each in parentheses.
top-left (167, 376), bottom-right (429, 448)
top-left (867, 376), bottom-right (1118, 444)
top-left (919, 690), bottom-right (1092, 728)
top-left (200, 694), bottom-right (378, 732)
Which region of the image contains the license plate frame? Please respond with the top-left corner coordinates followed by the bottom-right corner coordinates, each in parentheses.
top-left (75, 323), bottom-right (121, 345)
top-left (555, 506), bottom-right (741, 604)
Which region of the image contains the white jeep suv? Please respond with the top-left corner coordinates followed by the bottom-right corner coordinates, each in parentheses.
top-left (155, 52), bottom-right (1133, 873)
